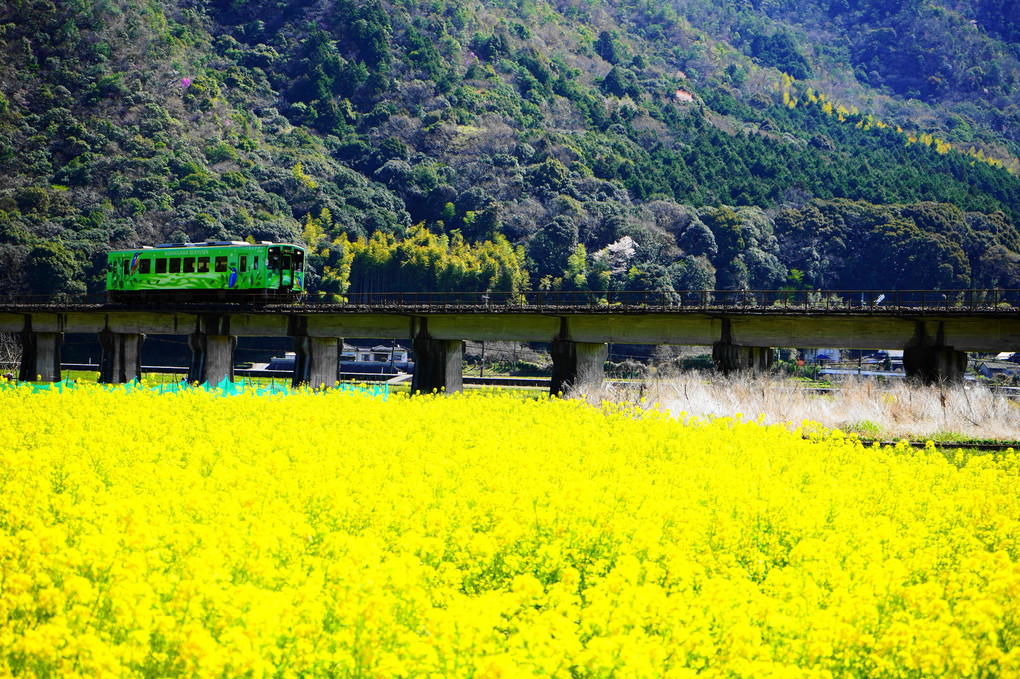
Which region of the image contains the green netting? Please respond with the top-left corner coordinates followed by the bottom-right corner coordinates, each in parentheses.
top-left (4, 378), bottom-right (388, 399)
top-left (28, 379), bottom-right (77, 393)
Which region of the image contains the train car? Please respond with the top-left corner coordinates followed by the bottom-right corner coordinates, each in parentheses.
top-left (107, 241), bottom-right (306, 303)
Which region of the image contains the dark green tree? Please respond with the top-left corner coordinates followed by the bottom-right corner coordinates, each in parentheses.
top-left (595, 31), bottom-right (623, 65)
top-left (26, 241), bottom-right (85, 298)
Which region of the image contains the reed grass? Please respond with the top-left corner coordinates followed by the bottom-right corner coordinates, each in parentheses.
top-left (572, 372), bottom-right (1020, 442)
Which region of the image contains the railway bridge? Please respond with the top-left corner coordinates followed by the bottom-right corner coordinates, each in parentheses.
top-left (2, 289), bottom-right (1019, 393)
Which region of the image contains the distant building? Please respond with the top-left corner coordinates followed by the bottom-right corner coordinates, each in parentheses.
top-left (866, 350), bottom-right (904, 370)
top-left (977, 361), bottom-right (1018, 379)
top-left (803, 348), bottom-right (841, 364)
top-left (344, 344), bottom-right (409, 363)
top-left (266, 344), bottom-right (412, 373)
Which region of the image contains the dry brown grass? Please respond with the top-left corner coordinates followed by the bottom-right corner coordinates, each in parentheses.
top-left (0, 333), bottom-right (20, 376)
top-left (571, 372), bottom-right (1020, 442)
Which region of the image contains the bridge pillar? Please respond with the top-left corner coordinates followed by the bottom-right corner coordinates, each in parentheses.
top-left (903, 321), bottom-right (968, 384)
top-left (550, 340), bottom-right (607, 395)
top-left (292, 336), bottom-right (340, 388)
top-left (712, 318), bottom-right (772, 374)
top-left (712, 343), bottom-right (774, 374)
top-left (98, 330), bottom-right (145, 384)
top-left (411, 337), bottom-right (463, 394)
top-left (188, 332), bottom-right (236, 385)
top-left (18, 330), bottom-right (62, 382)
top-left (189, 315), bottom-right (236, 385)
top-left (904, 346), bottom-right (968, 383)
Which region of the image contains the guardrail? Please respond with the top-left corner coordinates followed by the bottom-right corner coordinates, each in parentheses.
top-left (2, 289), bottom-right (1019, 313)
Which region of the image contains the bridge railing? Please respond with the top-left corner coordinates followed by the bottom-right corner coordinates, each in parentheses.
top-left (302, 289), bottom-right (1020, 312)
top-left (1, 289), bottom-right (1019, 312)
top-left (0, 293), bottom-right (110, 306)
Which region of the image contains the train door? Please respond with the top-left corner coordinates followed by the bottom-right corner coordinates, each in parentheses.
top-left (291, 249), bottom-right (304, 291)
top-left (280, 249), bottom-right (294, 289)
top-left (267, 247), bottom-right (283, 290)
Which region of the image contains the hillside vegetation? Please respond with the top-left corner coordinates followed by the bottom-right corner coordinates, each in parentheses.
top-left (2, 0), bottom-right (1020, 297)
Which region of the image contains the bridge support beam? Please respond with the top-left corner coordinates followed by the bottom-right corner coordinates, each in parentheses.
top-left (550, 340), bottom-right (607, 395)
top-left (411, 337), bottom-right (463, 394)
top-left (18, 330), bottom-right (62, 382)
top-left (292, 336), bottom-right (340, 388)
top-left (188, 332), bottom-right (236, 385)
top-left (903, 321), bottom-right (968, 384)
top-left (98, 330), bottom-right (145, 384)
top-left (712, 344), bottom-right (774, 374)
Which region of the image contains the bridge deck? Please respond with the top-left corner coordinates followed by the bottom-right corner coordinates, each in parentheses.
top-left (5, 289), bottom-right (1018, 388)
top-left (1, 288), bottom-right (1019, 316)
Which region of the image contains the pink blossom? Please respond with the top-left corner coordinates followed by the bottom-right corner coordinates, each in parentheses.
top-left (181, 77), bottom-right (192, 89)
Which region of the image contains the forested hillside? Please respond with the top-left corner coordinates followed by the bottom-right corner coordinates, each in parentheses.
top-left (2, 0), bottom-right (1020, 298)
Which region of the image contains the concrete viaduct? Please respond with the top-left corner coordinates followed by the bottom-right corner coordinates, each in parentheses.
top-left (2, 289), bottom-right (1019, 392)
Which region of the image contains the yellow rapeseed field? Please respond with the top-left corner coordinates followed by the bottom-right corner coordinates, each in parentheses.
top-left (2, 383), bottom-right (1019, 678)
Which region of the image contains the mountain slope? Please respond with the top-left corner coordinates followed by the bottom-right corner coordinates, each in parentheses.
top-left (1, 0), bottom-right (1019, 298)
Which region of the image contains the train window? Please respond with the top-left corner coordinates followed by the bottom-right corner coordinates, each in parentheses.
top-left (254, 256), bottom-right (259, 270)
top-left (139, 259), bottom-right (151, 274)
top-left (155, 259), bottom-right (167, 274)
top-left (169, 258), bottom-right (181, 274)
top-left (197, 257), bottom-right (210, 273)
top-left (240, 256), bottom-right (248, 273)
top-left (295, 251), bottom-right (304, 269)
top-left (268, 250), bottom-right (279, 269)
top-left (123, 261), bottom-right (130, 275)
top-left (282, 254), bottom-right (292, 270)
top-left (215, 257), bottom-right (228, 273)
top-left (183, 257), bottom-right (195, 273)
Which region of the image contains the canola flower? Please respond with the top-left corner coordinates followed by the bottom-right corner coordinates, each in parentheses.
top-left (2, 383), bottom-right (1020, 678)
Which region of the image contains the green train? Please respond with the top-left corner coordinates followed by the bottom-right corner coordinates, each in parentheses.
top-left (107, 241), bottom-right (306, 303)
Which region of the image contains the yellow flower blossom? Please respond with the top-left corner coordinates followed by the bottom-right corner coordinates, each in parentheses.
top-left (1, 384), bottom-right (1019, 677)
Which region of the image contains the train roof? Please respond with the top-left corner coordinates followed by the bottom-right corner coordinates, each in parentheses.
top-left (109, 241), bottom-right (305, 252)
